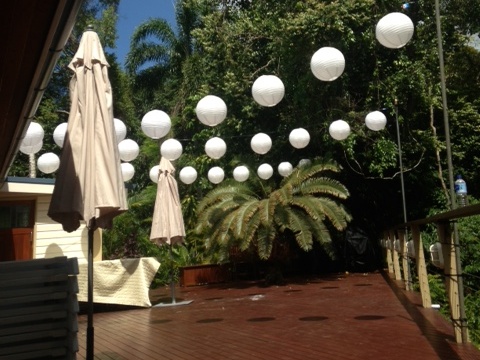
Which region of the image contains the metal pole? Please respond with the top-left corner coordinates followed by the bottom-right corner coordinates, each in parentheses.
top-left (87, 226), bottom-right (94, 360)
top-left (394, 99), bottom-right (408, 225)
top-left (170, 244), bottom-right (176, 304)
top-left (435, 0), bottom-right (468, 342)
top-left (394, 99), bottom-right (412, 290)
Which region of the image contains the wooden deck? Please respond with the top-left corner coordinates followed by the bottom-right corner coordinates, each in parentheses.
top-left (76, 271), bottom-right (480, 360)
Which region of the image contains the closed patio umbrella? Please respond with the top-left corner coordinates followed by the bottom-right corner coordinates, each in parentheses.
top-left (150, 157), bottom-right (191, 306)
top-left (48, 26), bottom-right (127, 360)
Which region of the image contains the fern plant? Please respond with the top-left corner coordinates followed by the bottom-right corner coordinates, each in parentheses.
top-left (195, 159), bottom-right (352, 261)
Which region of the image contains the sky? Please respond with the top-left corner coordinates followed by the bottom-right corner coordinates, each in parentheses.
top-left (115, 0), bottom-right (177, 68)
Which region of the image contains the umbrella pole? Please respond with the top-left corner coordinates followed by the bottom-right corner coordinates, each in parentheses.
top-left (87, 225), bottom-right (95, 360)
top-left (170, 244), bottom-right (176, 304)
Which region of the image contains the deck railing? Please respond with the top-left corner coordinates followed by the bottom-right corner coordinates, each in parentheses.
top-left (383, 203), bottom-right (480, 344)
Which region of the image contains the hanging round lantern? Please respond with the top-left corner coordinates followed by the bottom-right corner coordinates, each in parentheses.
top-left (252, 75), bottom-right (285, 107)
top-left (160, 138), bottom-right (183, 161)
top-left (114, 118), bottom-right (127, 143)
top-left (118, 139), bottom-right (140, 162)
top-left (179, 166), bottom-right (198, 185)
top-left (233, 166), bottom-right (249, 182)
top-left (141, 110), bottom-right (171, 139)
top-left (329, 120), bottom-right (351, 141)
top-left (22, 122), bottom-right (44, 148)
top-left (375, 12), bottom-right (414, 49)
top-left (365, 111), bottom-right (387, 131)
top-left (289, 128), bottom-right (310, 149)
top-left (257, 163), bottom-right (273, 180)
top-left (53, 122), bottom-right (68, 148)
top-left (121, 162), bottom-right (135, 182)
top-left (205, 137), bottom-right (227, 159)
top-left (149, 165), bottom-right (160, 183)
top-left (298, 159), bottom-right (312, 168)
top-left (37, 152), bottom-right (60, 174)
top-left (195, 95), bottom-right (227, 127)
top-left (20, 140), bottom-right (43, 155)
top-left (278, 162), bottom-right (293, 177)
top-left (208, 166), bottom-right (225, 184)
top-left (310, 47), bottom-right (345, 81)
top-left (429, 242), bottom-right (444, 269)
top-left (251, 133), bottom-right (272, 155)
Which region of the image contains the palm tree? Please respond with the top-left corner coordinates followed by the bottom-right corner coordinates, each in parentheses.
top-left (125, 0), bottom-right (201, 111)
top-left (195, 160), bottom-right (352, 262)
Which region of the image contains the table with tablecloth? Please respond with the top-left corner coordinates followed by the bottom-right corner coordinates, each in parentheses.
top-left (77, 257), bottom-right (160, 307)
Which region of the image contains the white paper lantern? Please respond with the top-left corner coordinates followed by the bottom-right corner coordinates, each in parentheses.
top-left (329, 120), bottom-right (351, 141)
top-left (365, 111), bottom-right (387, 131)
top-left (179, 166), bottom-right (198, 185)
top-left (118, 139), bottom-right (140, 162)
top-left (252, 75), bottom-right (285, 107)
top-left (310, 47), bottom-right (345, 81)
top-left (251, 133), bottom-right (272, 155)
top-left (257, 163), bottom-right (273, 180)
top-left (430, 242), bottom-right (444, 269)
top-left (20, 140), bottom-right (43, 155)
top-left (114, 118), bottom-right (127, 143)
top-left (233, 166), bottom-right (250, 182)
top-left (53, 122), bottom-right (68, 148)
top-left (160, 138), bottom-right (183, 161)
top-left (121, 162), bottom-right (135, 182)
top-left (141, 110), bottom-right (171, 139)
top-left (37, 152), bottom-right (60, 174)
top-left (298, 159), bottom-right (312, 168)
top-left (22, 122), bottom-right (44, 147)
top-left (278, 162), bottom-right (293, 177)
top-left (149, 165), bottom-right (160, 183)
top-left (376, 12), bottom-right (414, 49)
top-left (205, 137), bottom-right (227, 159)
top-left (196, 95), bottom-right (227, 127)
top-left (407, 240), bottom-right (415, 259)
top-left (289, 128), bottom-right (310, 149)
top-left (208, 166), bottom-right (225, 184)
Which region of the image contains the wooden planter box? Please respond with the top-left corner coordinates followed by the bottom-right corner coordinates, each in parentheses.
top-left (180, 264), bottom-right (231, 287)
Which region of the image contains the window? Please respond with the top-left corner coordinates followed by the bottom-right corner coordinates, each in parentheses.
top-left (0, 201), bottom-right (34, 229)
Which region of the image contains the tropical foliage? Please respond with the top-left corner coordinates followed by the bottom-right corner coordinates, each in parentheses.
top-left (195, 160), bottom-right (351, 261)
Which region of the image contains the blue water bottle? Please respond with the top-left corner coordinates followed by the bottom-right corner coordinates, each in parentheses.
top-left (454, 175), bottom-right (468, 207)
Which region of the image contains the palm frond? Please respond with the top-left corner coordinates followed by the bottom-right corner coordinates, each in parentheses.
top-left (307, 197), bottom-right (352, 230)
top-left (299, 177), bottom-right (350, 199)
top-left (285, 208), bottom-right (314, 251)
top-left (239, 210), bottom-right (262, 251)
top-left (232, 200), bottom-right (260, 237)
top-left (196, 183), bottom-right (255, 213)
top-left (256, 227), bottom-right (275, 260)
top-left (258, 197), bottom-right (277, 227)
top-left (282, 161), bottom-right (340, 188)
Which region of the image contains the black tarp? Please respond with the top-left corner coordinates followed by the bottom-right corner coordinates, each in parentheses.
top-left (344, 227), bottom-right (379, 272)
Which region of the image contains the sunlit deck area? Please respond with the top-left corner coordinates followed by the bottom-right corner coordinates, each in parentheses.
top-left (76, 271), bottom-right (480, 360)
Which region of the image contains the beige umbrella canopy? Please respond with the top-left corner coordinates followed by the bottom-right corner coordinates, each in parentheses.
top-left (150, 157), bottom-right (185, 245)
top-left (47, 27), bottom-right (127, 360)
top-left (48, 28), bottom-right (127, 232)
top-left (150, 157), bottom-right (191, 307)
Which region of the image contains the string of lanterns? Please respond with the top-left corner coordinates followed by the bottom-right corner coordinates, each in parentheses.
top-left (19, 12), bottom-right (413, 186)
top-left (141, 12), bottom-right (414, 186)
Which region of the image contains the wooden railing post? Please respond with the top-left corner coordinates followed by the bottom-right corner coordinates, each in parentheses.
top-left (390, 230), bottom-right (402, 281)
top-left (437, 222), bottom-right (468, 343)
top-left (385, 231), bottom-right (394, 274)
top-left (411, 225), bottom-right (431, 308)
top-left (398, 228), bottom-right (412, 290)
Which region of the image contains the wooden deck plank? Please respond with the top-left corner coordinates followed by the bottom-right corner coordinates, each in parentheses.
top-left (76, 271), bottom-right (480, 360)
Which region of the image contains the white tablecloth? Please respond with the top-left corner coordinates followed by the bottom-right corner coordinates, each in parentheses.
top-left (77, 257), bottom-right (160, 307)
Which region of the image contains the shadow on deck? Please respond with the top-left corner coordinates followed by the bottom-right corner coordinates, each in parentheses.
top-left (76, 270), bottom-right (480, 360)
